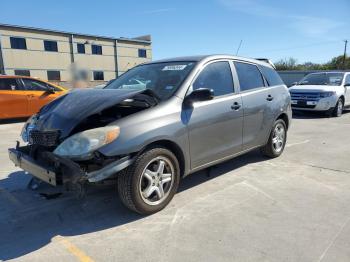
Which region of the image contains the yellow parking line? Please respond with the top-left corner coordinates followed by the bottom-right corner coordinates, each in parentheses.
top-left (52, 236), bottom-right (95, 262)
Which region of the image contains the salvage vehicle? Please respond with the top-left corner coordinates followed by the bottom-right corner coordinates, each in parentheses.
top-left (0, 75), bottom-right (66, 119)
top-left (289, 72), bottom-right (350, 117)
top-left (9, 55), bottom-right (291, 214)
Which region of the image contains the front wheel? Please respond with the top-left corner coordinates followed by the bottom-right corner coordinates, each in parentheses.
top-left (332, 98), bottom-right (344, 117)
top-left (261, 119), bottom-right (287, 158)
top-left (117, 147), bottom-right (180, 215)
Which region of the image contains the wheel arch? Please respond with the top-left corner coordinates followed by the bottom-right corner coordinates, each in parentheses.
top-left (276, 112), bottom-right (290, 130)
top-left (139, 139), bottom-right (186, 178)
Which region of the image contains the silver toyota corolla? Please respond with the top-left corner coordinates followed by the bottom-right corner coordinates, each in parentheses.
top-left (9, 55), bottom-right (292, 214)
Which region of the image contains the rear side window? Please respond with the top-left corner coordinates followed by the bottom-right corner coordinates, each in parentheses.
top-left (234, 62), bottom-right (264, 91)
top-left (193, 61), bottom-right (234, 96)
top-left (258, 65), bottom-right (284, 86)
top-left (0, 79), bottom-right (20, 90)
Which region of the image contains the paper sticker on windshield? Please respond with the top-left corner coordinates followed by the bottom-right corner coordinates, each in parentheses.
top-left (162, 65), bottom-right (187, 71)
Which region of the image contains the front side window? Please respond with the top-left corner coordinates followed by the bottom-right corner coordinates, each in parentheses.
top-left (138, 49), bottom-right (147, 58)
top-left (105, 61), bottom-right (197, 101)
top-left (299, 73), bottom-right (344, 86)
top-left (10, 37), bottom-right (27, 50)
top-left (93, 71), bottom-right (104, 80)
top-left (0, 79), bottom-right (20, 90)
top-left (44, 40), bottom-right (58, 52)
top-left (258, 65), bottom-right (284, 86)
top-left (77, 43), bottom-right (85, 54)
top-left (14, 70), bottom-right (30, 77)
top-left (47, 71), bottom-right (61, 81)
top-left (22, 79), bottom-right (49, 91)
top-left (92, 45), bottom-right (102, 55)
top-left (193, 61), bottom-right (234, 96)
top-left (234, 62), bottom-right (265, 91)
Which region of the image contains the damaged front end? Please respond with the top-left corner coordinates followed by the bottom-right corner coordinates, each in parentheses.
top-left (8, 88), bottom-right (158, 188)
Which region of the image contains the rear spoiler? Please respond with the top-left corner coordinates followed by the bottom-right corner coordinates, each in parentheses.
top-left (255, 58), bottom-right (276, 69)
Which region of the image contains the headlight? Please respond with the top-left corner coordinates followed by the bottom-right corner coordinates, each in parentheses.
top-left (54, 126), bottom-right (120, 158)
top-left (21, 115), bottom-right (38, 143)
top-left (320, 91), bottom-right (336, 98)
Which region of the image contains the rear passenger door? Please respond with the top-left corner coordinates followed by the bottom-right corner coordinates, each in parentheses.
top-left (0, 78), bottom-right (28, 119)
top-left (234, 61), bottom-right (272, 150)
top-left (185, 60), bottom-right (243, 169)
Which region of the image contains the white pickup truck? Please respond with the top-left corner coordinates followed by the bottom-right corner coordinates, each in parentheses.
top-left (289, 72), bottom-right (350, 117)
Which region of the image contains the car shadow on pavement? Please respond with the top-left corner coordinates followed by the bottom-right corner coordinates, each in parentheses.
top-left (0, 149), bottom-right (267, 260)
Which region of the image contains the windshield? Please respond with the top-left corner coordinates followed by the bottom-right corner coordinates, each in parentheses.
top-left (299, 73), bottom-right (344, 86)
top-left (105, 61), bottom-right (197, 100)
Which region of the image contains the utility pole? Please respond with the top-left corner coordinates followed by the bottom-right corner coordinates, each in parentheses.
top-left (343, 40), bottom-right (348, 70)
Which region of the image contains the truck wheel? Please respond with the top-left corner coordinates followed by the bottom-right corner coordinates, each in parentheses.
top-left (261, 119), bottom-right (287, 158)
top-left (117, 147), bottom-right (180, 215)
top-left (332, 98), bottom-right (343, 117)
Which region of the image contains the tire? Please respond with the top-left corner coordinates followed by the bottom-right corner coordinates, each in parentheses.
top-left (117, 147), bottom-right (180, 215)
top-left (332, 98), bottom-right (344, 117)
top-left (261, 119), bottom-right (287, 158)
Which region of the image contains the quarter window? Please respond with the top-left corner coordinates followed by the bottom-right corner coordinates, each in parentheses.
top-left (193, 61), bottom-right (234, 96)
top-left (14, 70), bottom-right (30, 77)
top-left (258, 65), bottom-right (284, 86)
top-left (47, 71), bottom-right (61, 81)
top-left (44, 40), bottom-right (58, 52)
top-left (93, 71), bottom-right (104, 80)
top-left (0, 78), bottom-right (20, 90)
top-left (10, 37), bottom-right (27, 50)
top-left (138, 49), bottom-right (147, 58)
top-left (77, 43), bottom-right (85, 54)
top-left (92, 45), bottom-right (102, 55)
top-left (234, 62), bottom-right (265, 91)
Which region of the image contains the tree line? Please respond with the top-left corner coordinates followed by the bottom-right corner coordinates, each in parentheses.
top-left (275, 55), bottom-right (350, 71)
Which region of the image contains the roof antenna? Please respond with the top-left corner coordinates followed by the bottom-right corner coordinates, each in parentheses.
top-left (236, 40), bottom-right (242, 55)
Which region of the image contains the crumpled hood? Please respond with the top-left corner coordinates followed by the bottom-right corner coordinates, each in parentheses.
top-left (35, 88), bottom-right (144, 138)
top-left (289, 85), bottom-right (340, 92)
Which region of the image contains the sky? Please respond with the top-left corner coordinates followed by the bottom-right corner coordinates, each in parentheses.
top-left (1, 0), bottom-right (349, 64)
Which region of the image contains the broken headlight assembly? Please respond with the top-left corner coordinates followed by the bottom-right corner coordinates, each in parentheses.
top-left (53, 126), bottom-right (120, 159)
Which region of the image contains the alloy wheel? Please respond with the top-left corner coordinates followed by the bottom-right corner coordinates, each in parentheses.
top-left (139, 156), bottom-right (174, 206)
top-left (272, 123), bottom-right (285, 153)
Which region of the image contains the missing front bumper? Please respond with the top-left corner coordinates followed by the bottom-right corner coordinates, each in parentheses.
top-left (8, 147), bottom-right (135, 186)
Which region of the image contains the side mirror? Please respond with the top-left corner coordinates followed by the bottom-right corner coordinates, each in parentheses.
top-left (185, 88), bottom-right (214, 104)
top-left (45, 86), bottom-right (55, 94)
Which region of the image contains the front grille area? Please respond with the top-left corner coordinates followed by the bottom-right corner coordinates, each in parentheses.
top-left (29, 130), bottom-right (60, 147)
top-left (290, 92), bottom-right (321, 101)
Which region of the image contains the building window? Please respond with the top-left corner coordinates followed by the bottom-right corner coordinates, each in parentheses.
top-left (138, 49), bottom-right (147, 58)
top-left (10, 37), bottom-right (27, 50)
top-left (92, 45), bottom-right (102, 55)
top-left (93, 71), bottom-right (104, 80)
top-left (47, 71), bottom-right (61, 81)
top-left (44, 40), bottom-right (58, 52)
top-left (14, 70), bottom-right (30, 77)
top-left (77, 43), bottom-right (85, 54)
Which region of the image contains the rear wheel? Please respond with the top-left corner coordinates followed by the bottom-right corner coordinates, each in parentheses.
top-left (332, 98), bottom-right (343, 117)
top-left (117, 147), bottom-right (180, 215)
top-left (261, 119), bottom-right (287, 158)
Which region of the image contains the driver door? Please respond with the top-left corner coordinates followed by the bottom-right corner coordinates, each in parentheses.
top-left (21, 78), bottom-right (60, 115)
top-left (185, 61), bottom-right (243, 169)
top-left (344, 74), bottom-right (350, 106)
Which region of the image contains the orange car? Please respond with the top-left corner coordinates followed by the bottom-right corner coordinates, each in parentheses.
top-left (0, 76), bottom-right (66, 119)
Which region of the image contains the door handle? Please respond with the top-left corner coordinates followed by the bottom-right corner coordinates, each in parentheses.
top-left (231, 102), bottom-right (241, 110)
top-left (266, 95), bottom-right (274, 101)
